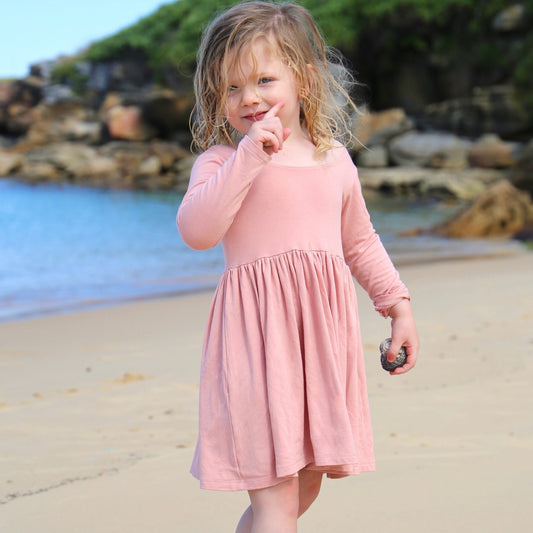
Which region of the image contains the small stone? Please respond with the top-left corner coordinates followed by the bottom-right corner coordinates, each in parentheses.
top-left (379, 338), bottom-right (407, 371)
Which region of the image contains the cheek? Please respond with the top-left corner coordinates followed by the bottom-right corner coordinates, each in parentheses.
top-left (224, 98), bottom-right (238, 119)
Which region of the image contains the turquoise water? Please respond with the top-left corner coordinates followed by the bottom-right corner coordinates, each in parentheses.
top-left (0, 178), bottom-right (517, 322)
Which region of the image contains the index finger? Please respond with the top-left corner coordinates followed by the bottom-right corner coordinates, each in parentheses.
top-left (264, 101), bottom-right (285, 119)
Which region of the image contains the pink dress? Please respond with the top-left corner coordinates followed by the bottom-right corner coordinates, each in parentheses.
top-left (177, 136), bottom-right (409, 491)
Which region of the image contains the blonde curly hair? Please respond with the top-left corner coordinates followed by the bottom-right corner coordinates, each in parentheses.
top-left (191, 1), bottom-right (359, 155)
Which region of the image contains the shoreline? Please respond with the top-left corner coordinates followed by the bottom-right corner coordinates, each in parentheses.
top-left (1, 239), bottom-right (527, 325)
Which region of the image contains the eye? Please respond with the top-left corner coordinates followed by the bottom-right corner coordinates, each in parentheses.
top-left (228, 85), bottom-right (239, 93)
top-left (259, 77), bottom-right (273, 85)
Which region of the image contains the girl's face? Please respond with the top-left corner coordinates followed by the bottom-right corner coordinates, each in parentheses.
top-left (224, 38), bottom-right (303, 139)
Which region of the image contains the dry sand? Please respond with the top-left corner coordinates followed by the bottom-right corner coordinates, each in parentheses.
top-left (1, 252), bottom-right (532, 532)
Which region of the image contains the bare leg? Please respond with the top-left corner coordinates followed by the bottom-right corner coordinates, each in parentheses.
top-left (235, 505), bottom-right (253, 533)
top-left (235, 470), bottom-right (323, 533)
top-left (236, 477), bottom-right (299, 533)
top-left (298, 469), bottom-right (323, 516)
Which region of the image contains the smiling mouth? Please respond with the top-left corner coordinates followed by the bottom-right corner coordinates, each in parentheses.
top-left (244, 111), bottom-right (267, 122)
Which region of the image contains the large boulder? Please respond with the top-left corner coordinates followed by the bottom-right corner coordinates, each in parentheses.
top-left (142, 89), bottom-right (195, 136)
top-left (105, 105), bottom-right (157, 141)
top-left (358, 167), bottom-right (503, 200)
top-left (0, 77), bottom-right (43, 135)
top-left (22, 143), bottom-right (117, 182)
top-left (0, 152), bottom-right (23, 176)
top-left (468, 134), bottom-right (523, 168)
top-left (26, 103), bottom-right (102, 145)
top-left (432, 180), bottom-right (533, 237)
top-left (353, 108), bottom-right (414, 149)
top-left (388, 131), bottom-right (471, 168)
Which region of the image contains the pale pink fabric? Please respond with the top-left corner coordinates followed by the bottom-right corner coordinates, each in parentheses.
top-left (177, 135), bottom-right (410, 491)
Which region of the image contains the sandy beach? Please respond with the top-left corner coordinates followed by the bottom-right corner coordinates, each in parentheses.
top-left (1, 251), bottom-right (532, 532)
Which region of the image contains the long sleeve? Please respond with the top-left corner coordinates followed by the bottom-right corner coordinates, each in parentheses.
top-left (177, 136), bottom-right (270, 250)
top-left (341, 167), bottom-right (410, 317)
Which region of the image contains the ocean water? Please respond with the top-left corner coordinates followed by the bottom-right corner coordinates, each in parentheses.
top-left (0, 177), bottom-right (519, 322)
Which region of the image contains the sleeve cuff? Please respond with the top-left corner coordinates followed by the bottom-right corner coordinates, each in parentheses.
top-left (374, 294), bottom-right (411, 318)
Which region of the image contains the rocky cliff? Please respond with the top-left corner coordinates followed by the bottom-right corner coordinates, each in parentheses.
top-left (1, 0), bottom-right (532, 238)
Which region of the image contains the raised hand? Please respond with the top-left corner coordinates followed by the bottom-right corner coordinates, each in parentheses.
top-left (247, 101), bottom-right (291, 155)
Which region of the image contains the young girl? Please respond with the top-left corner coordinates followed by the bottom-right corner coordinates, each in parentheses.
top-left (177, 2), bottom-right (419, 531)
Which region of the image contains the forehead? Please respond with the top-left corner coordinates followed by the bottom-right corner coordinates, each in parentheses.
top-left (225, 37), bottom-right (283, 77)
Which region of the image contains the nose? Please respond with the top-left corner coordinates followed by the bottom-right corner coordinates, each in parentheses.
top-left (241, 85), bottom-right (260, 106)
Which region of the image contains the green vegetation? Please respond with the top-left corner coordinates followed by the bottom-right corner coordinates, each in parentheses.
top-left (54, 0), bottom-right (531, 97)
top-left (50, 57), bottom-right (88, 93)
top-left (84, 0), bottom-right (238, 74)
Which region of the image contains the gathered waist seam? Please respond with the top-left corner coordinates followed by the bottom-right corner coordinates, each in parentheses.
top-left (224, 249), bottom-right (346, 272)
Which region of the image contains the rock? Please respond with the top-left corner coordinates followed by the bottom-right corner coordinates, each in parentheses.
top-left (42, 84), bottom-right (80, 105)
top-left (83, 156), bottom-right (118, 181)
top-left (428, 145), bottom-right (470, 170)
top-left (29, 60), bottom-right (58, 82)
top-left (99, 92), bottom-right (123, 117)
top-left (468, 134), bottom-right (522, 168)
top-left (150, 140), bottom-right (189, 169)
top-left (106, 105), bottom-right (157, 141)
top-left (493, 4), bottom-right (528, 32)
top-left (0, 152), bottom-right (23, 176)
top-left (0, 81), bottom-right (15, 105)
top-left (388, 131), bottom-right (471, 168)
top-left (0, 136), bottom-right (16, 149)
top-left (28, 118), bottom-right (102, 145)
top-left (22, 142), bottom-right (117, 181)
top-left (510, 139), bottom-right (533, 196)
top-left (379, 338), bottom-right (407, 372)
top-left (142, 89), bottom-right (195, 135)
top-left (174, 154), bottom-right (197, 191)
top-left (0, 77), bottom-right (44, 135)
top-left (24, 102), bottom-right (99, 144)
top-left (513, 223), bottom-right (533, 242)
top-left (353, 108), bottom-right (413, 150)
top-left (432, 180), bottom-right (533, 237)
top-left (358, 167), bottom-right (503, 200)
top-left (137, 155), bottom-right (162, 176)
top-left (85, 59), bottom-right (153, 93)
top-left (418, 172), bottom-right (489, 200)
top-left (2, 103), bottom-right (39, 136)
top-left (20, 161), bottom-right (61, 182)
top-left (423, 85), bottom-right (533, 138)
top-left (356, 145), bottom-right (388, 167)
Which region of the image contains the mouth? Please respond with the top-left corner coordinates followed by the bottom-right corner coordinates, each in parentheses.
top-left (244, 111), bottom-right (267, 122)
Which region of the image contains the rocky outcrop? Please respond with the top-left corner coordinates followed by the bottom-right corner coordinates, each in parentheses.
top-left (354, 108), bottom-right (414, 148)
top-left (6, 140), bottom-right (191, 190)
top-left (25, 102), bottom-right (102, 145)
top-left (0, 77), bottom-right (43, 135)
top-left (359, 167), bottom-right (503, 201)
top-left (430, 181), bottom-right (533, 238)
top-left (0, 75), bottom-right (196, 191)
top-left (468, 134), bottom-right (523, 169)
top-left (388, 132), bottom-right (471, 169)
top-left (105, 105), bottom-right (157, 141)
top-left (0, 152), bottom-right (23, 175)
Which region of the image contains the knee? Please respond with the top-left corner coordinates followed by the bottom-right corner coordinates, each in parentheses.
top-left (250, 477), bottom-right (300, 523)
top-left (278, 478), bottom-right (300, 519)
top-left (298, 475), bottom-right (322, 516)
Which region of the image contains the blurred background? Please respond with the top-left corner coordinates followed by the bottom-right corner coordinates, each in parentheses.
top-left (1, 0), bottom-right (532, 321)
